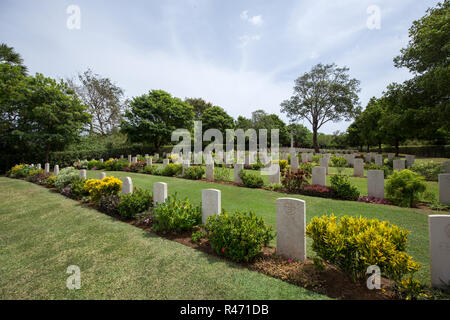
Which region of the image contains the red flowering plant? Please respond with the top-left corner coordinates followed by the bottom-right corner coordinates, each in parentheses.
top-left (300, 184), bottom-right (335, 198)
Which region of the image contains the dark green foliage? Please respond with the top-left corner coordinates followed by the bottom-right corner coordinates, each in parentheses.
top-left (153, 195), bottom-right (202, 233)
top-left (117, 188), bottom-right (153, 219)
top-left (183, 166), bottom-right (205, 180)
top-left (330, 175), bottom-right (360, 200)
top-left (161, 163), bottom-right (182, 177)
top-left (282, 169), bottom-right (311, 193)
top-left (386, 170), bottom-right (427, 207)
top-left (205, 210), bottom-right (274, 262)
top-left (98, 195), bottom-right (121, 215)
top-left (239, 170), bottom-right (264, 188)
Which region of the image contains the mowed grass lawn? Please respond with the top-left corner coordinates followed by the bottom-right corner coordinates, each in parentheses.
top-left (86, 170), bottom-right (442, 285)
top-left (0, 177), bottom-right (328, 300)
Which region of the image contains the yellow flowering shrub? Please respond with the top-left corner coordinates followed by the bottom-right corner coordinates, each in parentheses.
top-left (84, 176), bottom-right (122, 202)
top-left (306, 215), bottom-right (420, 282)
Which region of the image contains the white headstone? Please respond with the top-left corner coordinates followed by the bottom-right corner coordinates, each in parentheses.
top-left (405, 155), bottom-right (415, 168)
top-left (319, 157), bottom-right (329, 174)
top-left (388, 153), bottom-right (395, 160)
top-left (98, 172), bottom-right (106, 180)
top-left (374, 154), bottom-right (383, 166)
top-left (438, 174), bottom-right (450, 205)
top-left (353, 159), bottom-right (364, 177)
top-left (153, 182), bottom-right (167, 206)
top-left (146, 157), bottom-right (152, 166)
top-left (122, 177), bottom-right (133, 195)
top-left (206, 163), bottom-right (214, 181)
top-left (202, 189), bottom-right (221, 225)
top-left (54, 165), bottom-right (59, 175)
top-left (312, 166), bottom-right (326, 186)
top-left (163, 159), bottom-right (169, 167)
top-left (132, 157), bottom-right (137, 164)
top-left (79, 170), bottom-right (87, 179)
top-left (45, 163), bottom-right (50, 174)
top-left (393, 159), bottom-right (406, 171)
top-left (276, 198), bottom-right (306, 262)
top-left (234, 163), bottom-right (244, 184)
top-left (36, 163), bottom-right (41, 170)
top-left (367, 170), bottom-right (384, 199)
top-left (428, 215), bottom-right (450, 288)
top-left (301, 153), bottom-right (308, 163)
top-left (128, 155), bottom-right (132, 163)
top-left (291, 151), bottom-right (299, 172)
top-left (442, 161), bottom-right (450, 174)
top-left (268, 164), bottom-right (281, 184)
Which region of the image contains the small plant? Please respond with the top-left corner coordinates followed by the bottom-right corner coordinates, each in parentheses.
top-left (10, 164), bottom-right (33, 178)
top-left (84, 176), bottom-right (122, 203)
top-left (161, 163), bottom-right (182, 177)
top-left (394, 276), bottom-right (429, 300)
top-left (183, 166), bottom-right (205, 180)
top-left (410, 161), bottom-right (443, 181)
top-left (98, 195), bottom-right (121, 215)
top-left (54, 167), bottom-right (79, 191)
top-left (88, 160), bottom-right (105, 170)
top-left (298, 162), bottom-right (314, 174)
top-left (27, 170), bottom-right (51, 185)
top-left (191, 230), bottom-right (206, 243)
top-left (330, 175), bottom-right (360, 200)
top-left (143, 164), bottom-right (163, 175)
top-left (300, 184), bottom-right (335, 198)
top-left (61, 186), bottom-right (72, 198)
top-left (70, 177), bottom-right (89, 200)
top-left (46, 175), bottom-right (57, 188)
top-left (330, 156), bottom-right (348, 174)
top-left (306, 215), bottom-right (420, 282)
top-left (73, 160), bottom-right (89, 169)
top-left (205, 210), bottom-right (274, 262)
top-left (358, 196), bottom-right (392, 205)
top-left (365, 163), bottom-right (391, 177)
top-left (282, 169), bottom-right (311, 193)
top-left (239, 170), bottom-right (264, 188)
top-left (112, 159), bottom-right (130, 171)
top-left (130, 161), bottom-right (146, 173)
top-left (266, 183), bottom-right (283, 191)
top-left (386, 169), bottom-right (427, 207)
top-left (213, 166), bottom-right (230, 182)
top-left (117, 188), bottom-right (153, 219)
top-left (153, 194), bottom-right (202, 233)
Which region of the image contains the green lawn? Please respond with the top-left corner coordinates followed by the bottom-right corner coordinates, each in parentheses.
top-left (0, 177), bottom-right (327, 300)
top-left (86, 170), bottom-right (441, 285)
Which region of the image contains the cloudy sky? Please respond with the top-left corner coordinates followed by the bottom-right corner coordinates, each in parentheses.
top-left (0, 0), bottom-right (439, 134)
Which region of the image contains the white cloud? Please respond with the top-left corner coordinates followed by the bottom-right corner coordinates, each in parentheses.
top-left (240, 10), bottom-right (263, 26)
top-left (238, 34), bottom-right (261, 48)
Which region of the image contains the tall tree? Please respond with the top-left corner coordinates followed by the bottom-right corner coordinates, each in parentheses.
top-left (281, 63), bottom-right (361, 152)
top-left (287, 123), bottom-right (313, 148)
top-left (185, 97), bottom-right (213, 120)
top-left (0, 43), bottom-right (27, 75)
top-left (201, 106), bottom-right (235, 135)
top-left (393, 1), bottom-right (449, 140)
top-left (68, 69), bottom-right (124, 135)
top-left (121, 90), bottom-right (194, 150)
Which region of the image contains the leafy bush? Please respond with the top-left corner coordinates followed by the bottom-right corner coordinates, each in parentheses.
top-left (161, 163), bottom-right (182, 176)
top-left (312, 155), bottom-right (320, 162)
top-left (205, 210), bottom-right (274, 262)
top-left (191, 230), bottom-right (206, 243)
top-left (239, 170), bottom-right (264, 188)
top-left (46, 175), bottom-right (57, 187)
top-left (113, 159), bottom-right (130, 171)
top-left (386, 170), bottom-right (427, 207)
top-left (330, 175), bottom-right (360, 200)
top-left (153, 195), bottom-right (202, 233)
top-left (54, 167), bottom-right (79, 191)
top-left (331, 156), bottom-right (348, 174)
top-left (10, 164), bottom-right (33, 178)
top-left (410, 161), bottom-right (443, 181)
top-left (183, 166), bottom-right (205, 180)
top-left (73, 160), bottom-right (88, 169)
top-left (143, 164), bottom-right (163, 175)
top-left (358, 196), bottom-right (392, 205)
top-left (266, 183), bottom-right (283, 191)
top-left (84, 176), bottom-right (122, 202)
top-left (130, 161), bottom-right (146, 173)
top-left (118, 188), bottom-right (153, 219)
top-left (70, 177), bottom-right (89, 200)
top-left (365, 163), bottom-right (391, 177)
top-left (213, 166), bottom-right (230, 182)
top-left (61, 186), bottom-right (72, 198)
top-left (306, 215), bottom-right (420, 282)
top-left (300, 184), bottom-right (335, 198)
top-left (98, 195), bottom-right (121, 215)
top-left (394, 276), bottom-right (428, 300)
top-left (282, 169), bottom-right (311, 192)
top-left (27, 170), bottom-right (51, 185)
top-left (88, 160), bottom-right (105, 170)
top-left (298, 162), bottom-right (314, 174)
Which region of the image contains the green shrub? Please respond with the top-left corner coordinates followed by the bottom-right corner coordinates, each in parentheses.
top-left (117, 188), bottom-right (153, 219)
top-left (266, 183), bottom-right (283, 191)
top-left (27, 170), bottom-right (51, 185)
top-left (214, 166), bottom-right (230, 182)
top-left (386, 170), bottom-right (427, 207)
top-left (298, 162), bottom-right (314, 173)
top-left (191, 230), bottom-right (206, 243)
top-left (282, 169), bottom-right (311, 193)
top-left (312, 155), bottom-right (320, 162)
top-left (54, 167), bottom-right (79, 191)
top-left (88, 160), bottom-right (105, 170)
top-left (46, 175), bottom-right (57, 187)
top-left (112, 159), bottom-right (130, 171)
top-left (205, 210), bottom-right (274, 262)
top-left (239, 170), bottom-right (264, 188)
top-left (410, 161), bottom-right (443, 181)
top-left (161, 163), bottom-right (182, 177)
top-left (306, 215), bottom-right (420, 282)
top-left (153, 195), bottom-right (201, 233)
top-left (143, 164), bottom-right (163, 175)
top-left (330, 156), bottom-right (348, 168)
top-left (99, 195), bottom-right (121, 215)
top-left (130, 161), bottom-right (146, 173)
top-left (10, 164), bottom-right (33, 178)
top-left (183, 166), bottom-right (205, 180)
top-left (70, 177), bottom-right (89, 200)
top-left (365, 163), bottom-right (391, 177)
top-left (330, 175), bottom-right (360, 200)
top-left (73, 160), bottom-right (89, 169)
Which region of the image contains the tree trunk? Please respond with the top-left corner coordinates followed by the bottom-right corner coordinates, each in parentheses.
top-left (395, 139), bottom-right (399, 156)
top-left (45, 144), bottom-right (50, 163)
top-left (378, 142), bottom-right (382, 154)
top-left (367, 144), bottom-right (370, 152)
top-left (312, 126), bottom-right (319, 153)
